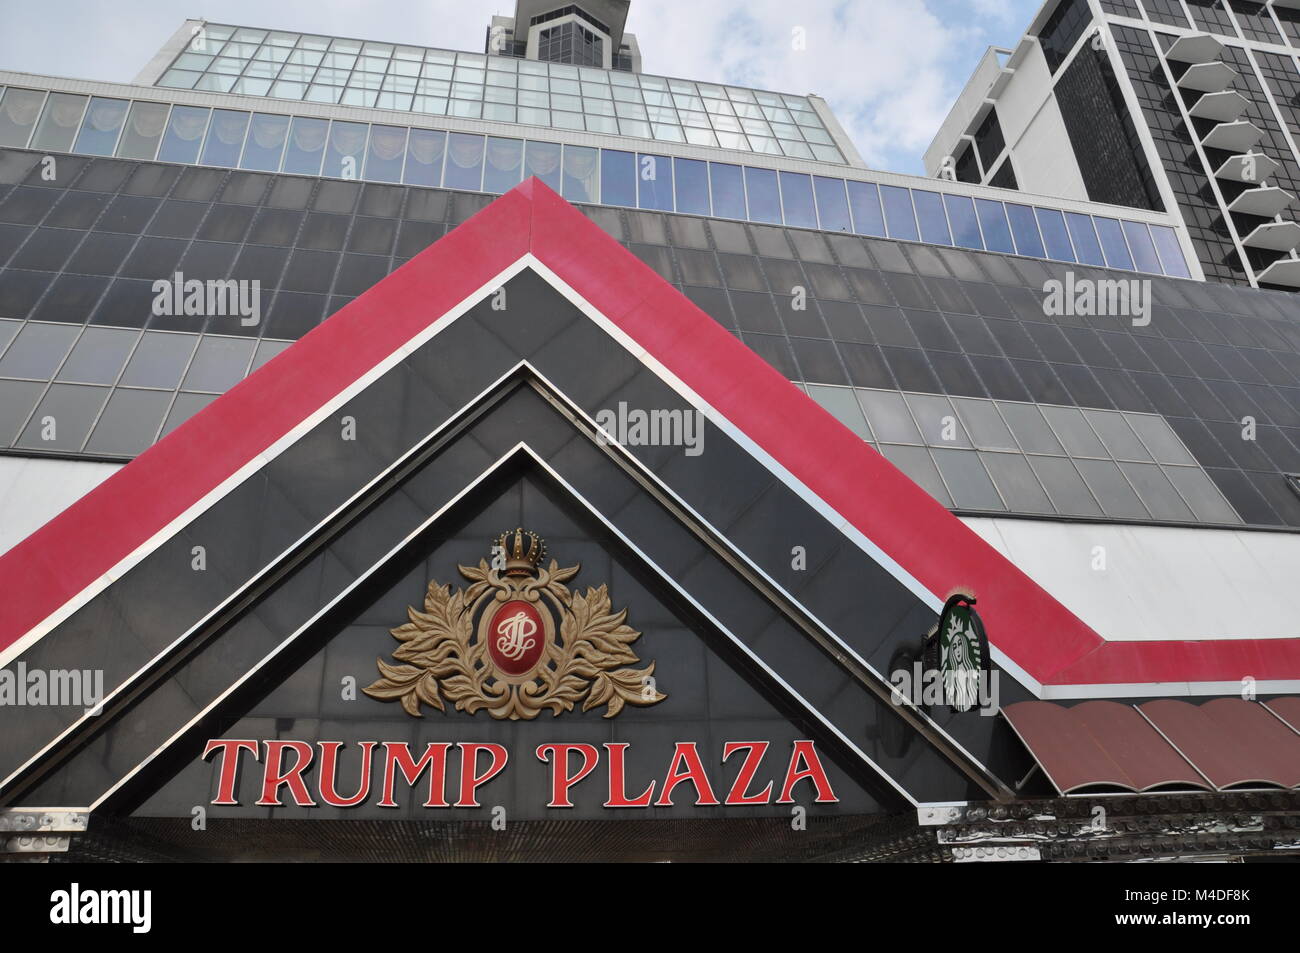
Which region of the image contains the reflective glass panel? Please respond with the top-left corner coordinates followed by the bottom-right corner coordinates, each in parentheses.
top-left (673, 157), bottom-right (709, 215)
top-left (563, 144), bottom-right (599, 203)
top-left (444, 132), bottom-right (485, 190)
top-left (779, 171), bottom-right (817, 229)
top-left (1064, 212), bottom-right (1106, 266)
top-left (364, 124), bottom-right (408, 183)
top-left (709, 162), bottom-right (745, 220)
top-left (116, 101), bottom-right (169, 160)
top-left (1035, 207), bottom-right (1074, 261)
top-left (483, 136), bottom-right (523, 194)
top-left (943, 194), bottom-right (982, 250)
top-left (73, 98), bottom-right (129, 156)
top-left (240, 112), bottom-right (290, 171)
top-left (913, 190), bottom-right (951, 245)
top-left (200, 109), bottom-right (251, 167)
top-left (157, 105), bottom-right (211, 164)
top-left (813, 176), bottom-right (851, 233)
top-left (524, 139), bottom-right (561, 191)
top-left (1006, 204), bottom-right (1045, 258)
top-left (847, 181), bottom-right (886, 237)
top-left (0, 88), bottom-right (46, 147)
top-left (638, 154), bottom-right (674, 211)
top-left (403, 128), bottom-right (445, 186)
top-left (1094, 217), bottom-right (1134, 270)
top-left (31, 93), bottom-right (88, 153)
top-left (282, 116), bottom-right (328, 175)
top-left (322, 120), bottom-right (368, 178)
top-left (974, 199), bottom-right (1014, 253)
top-left (600, 149), bottom-right (635, 206)
top-left (880, 186), bottom-right (918, 241)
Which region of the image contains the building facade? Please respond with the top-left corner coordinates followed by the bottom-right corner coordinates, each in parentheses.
top-left (0, 3), bottom-right (1298, 863)
top-left (929, 0), bottom-right (1300, 291)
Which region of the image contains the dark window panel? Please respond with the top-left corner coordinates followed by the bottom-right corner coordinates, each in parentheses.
top-left (880, 444), bottom-right (953, 507)
top-left (56, 326), bottom-right (138, 384)
top-left (933, 448), bottom-right (1005, 510)
top-left (1028, 455), bottom-right (1103, 516)
top-left (119, 330), bottom-right (198, 388)
top-left (83, 387), bottom-right (171, 455)
top-left (0, 379), bottom-right (43, 444)
top-left (16, 382), bottom-right (109, 451)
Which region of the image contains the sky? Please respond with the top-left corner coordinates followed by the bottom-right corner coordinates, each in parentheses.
top-left (0, 0), bottom-right (1044, 175)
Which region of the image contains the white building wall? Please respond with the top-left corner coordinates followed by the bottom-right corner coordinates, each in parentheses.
top-left (0, 457), bottom-right (122, 556)
top-left (963, 516), bottom-right (1300, 643)
top-left (993, 43), bottom-right (1089, 200)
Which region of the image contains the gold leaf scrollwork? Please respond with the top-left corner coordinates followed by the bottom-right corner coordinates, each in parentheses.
top-left (364, 556), bottom-right (667, 720)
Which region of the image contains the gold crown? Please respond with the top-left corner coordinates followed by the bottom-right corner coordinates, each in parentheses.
top-left (496, 528), bottom-right (546, 576)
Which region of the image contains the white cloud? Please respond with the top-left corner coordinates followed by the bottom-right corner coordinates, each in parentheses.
top-left (625, 0), bottom-right (988, 171)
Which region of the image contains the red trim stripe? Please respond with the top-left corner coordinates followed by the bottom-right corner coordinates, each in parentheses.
top-left (0, 178), bottom-right (1294, 688)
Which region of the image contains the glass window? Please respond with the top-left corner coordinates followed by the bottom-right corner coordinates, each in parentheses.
top-left (953, 398), bottom-right (1017, 450)
top-left (0, 380), bottom-right (43, 445)
top-left (744, 166), bottom-right (779, 223)
top-left (200, 109), bottom-right (251, 167)
top-left (403, 128), bottom-right (445, 187)
top-left (157, 105), bottom-right (210, 164)
top-left (240, 113), bottom-right (290, 171)
top-left (160, 392), bottom-right (216, 438)
top-left (1063, 213), bottom-right (1105, 266)
top-left (1094, 217), bottom-right (1134, 270)
top-left (638, 154), bottom-right (674, 211)
top-left (906, 393), bottom-right (969, 447)
top-left (563, 145), bottom-right (599, 203)
top-left (600, 149), bottom-right (636, 207)
top-left (524, 140), bottom-right (561, 192)
top-left (847, 181), bottom-right (886, 237)
top-left (1119, 462), bottom-right (1194, 521)
top-left (998, 402), bottom-right (1064, 454)
top-left (1035, 207), bottom-right (1074, 261)
top-left (1123, 413), bottom-right (1196, 465)
top-left (182, 336), bottom-right (256, 391)
top-left (1083, 409), bottom-right (1151, 461)
top-left (16, 383), bottom-right (109, 452)
top-left (880, 444), bottom-right (953, 507)
top-left (1076, 459), bottom-right (1148, 519)
top-left (710, 162), bottom-right (745, 220)
top-left (1122, 221), bottom-right (1161, 274)
top-left (364, 124), bottom-right (408, 183)
top-left (974, 199), bottom-right (1014, 253)
top-left (443, 133), bottom-right (484, 191)
top-left (813, 176), bottom-right (851, 233)
top-left (982, 452), bottom-right (1054, 513)
top-left (807, 384), bottom-right (871, 439)
top-left (913, 190), bottom-right (951, 245)
top-left (30, 93), bottom-right (88, 153)
top-left (779, 172), bottom-right (817, 229)
top-left (322, 120), bottom-right (368, 179)
top-left (84, 388), bottom-right (171, 455)
top-left (483, 137), bottom-right (523, 194)
top-left (1006, 204), bottom-right (1045, 258)
top-left (0, 322), bottom-right (80, 378)
top-left (1164, 466), bottom-right (1238, 523)
top-left (1150, 225), bottom-right (1190, 278)
top-left (944, 194), bottom-right (982, 250)
top-left (1027, 456), bottom-right (1101, 516)
top-left (73, 97), bottom-right (129, 156)
top-left (281, 117), bottom-right (328, 175)
top-left (1042, 405), bottom-right (1106, 457)
top-left (119, 332), bottom-right (199, 389)
top-left (114, 101), bottom-right (169, 161)
top-left (857, 389), bottom-right (922, 443)
top-left (0, 87), bottom-right (46, 147)
top-left (879, 186), bottom-right (918, 241)
top-left (933, 449), bottom-right (1005, 510)
top-left (56, 327), bottom-right (137, 385)
top-left (673, 158), bottom-right (709, 215)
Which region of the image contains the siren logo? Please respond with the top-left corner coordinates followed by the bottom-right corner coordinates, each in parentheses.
top-left (364, 530), bottom-right (667, 720)
top-left (890, 595), bottom-right (999, 716)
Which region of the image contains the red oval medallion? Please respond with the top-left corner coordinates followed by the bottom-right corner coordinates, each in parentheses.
top-left (486, 600), bottom-right (546, 677)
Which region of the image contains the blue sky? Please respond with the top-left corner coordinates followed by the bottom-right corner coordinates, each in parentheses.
top-left (0, 0), bottom-right (1044, 175)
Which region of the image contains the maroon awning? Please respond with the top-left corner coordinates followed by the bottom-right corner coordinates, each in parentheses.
top-left (1003, 697), bottom-right (1300, 795)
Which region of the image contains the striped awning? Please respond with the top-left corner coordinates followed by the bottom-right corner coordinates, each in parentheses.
top-left (1002, 698), bottom-right (1300, 795)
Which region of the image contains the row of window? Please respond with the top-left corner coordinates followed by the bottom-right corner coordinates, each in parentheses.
top-left (800, 382), bottom-right (1241, 523)
top-left (152, 23), bottom-right (843, 161)
top-left (0, 85), bottom-right (1194, 278)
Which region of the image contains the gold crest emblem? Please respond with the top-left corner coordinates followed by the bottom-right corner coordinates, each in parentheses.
top-left (363, 529), bottom-right (668, 720)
